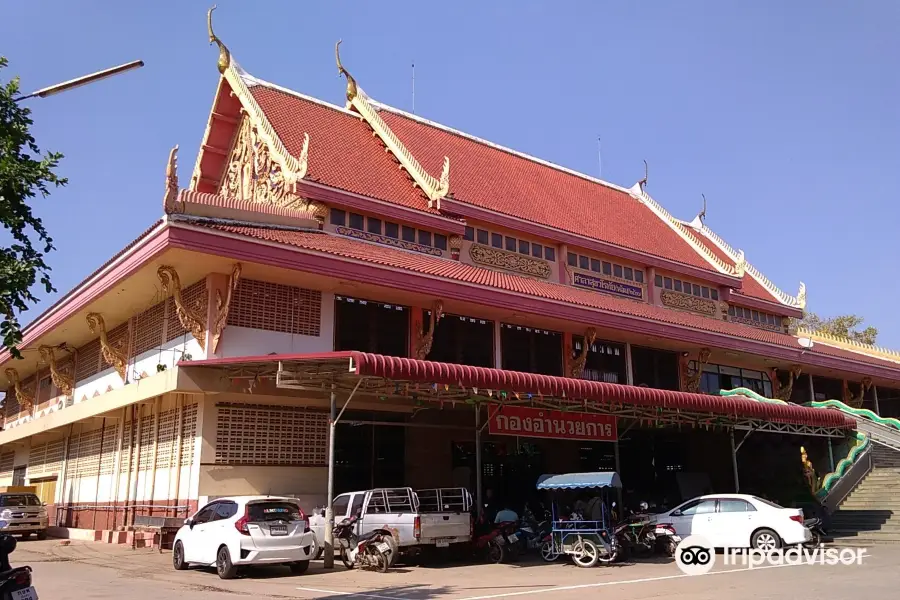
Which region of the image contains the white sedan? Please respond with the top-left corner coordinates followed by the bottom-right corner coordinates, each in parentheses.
top-left (651, 494), bottom-right (811, 551)
top-left (173, 496), bottom-right (318, 579)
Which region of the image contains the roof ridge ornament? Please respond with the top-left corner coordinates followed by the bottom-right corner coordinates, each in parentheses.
top-left (638, 160), bottom-right (648, 191)
top-left (193, 7), bottom-right (310, 199)
top-left (335, 40), bottom-right (450, 209)
top-left (208, 5), bottom-right (231, 75)
top-left (163, 144), bottom-right (179, 213)
top-left (796, 326), bottom-right (900, 364)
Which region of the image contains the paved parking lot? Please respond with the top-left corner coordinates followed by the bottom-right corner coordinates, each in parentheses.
top-left (13, 540), bottom-right (900, 599)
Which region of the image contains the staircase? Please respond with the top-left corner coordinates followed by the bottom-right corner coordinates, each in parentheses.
top-left (830, 443), bottom-right (900, 546)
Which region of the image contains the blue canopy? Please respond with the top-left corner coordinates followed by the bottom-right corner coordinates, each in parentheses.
top-left (536, 472), bottom-right (623, 490)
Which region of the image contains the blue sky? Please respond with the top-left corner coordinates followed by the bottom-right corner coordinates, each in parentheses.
top-left (3, 2), bottom-right (898, 344)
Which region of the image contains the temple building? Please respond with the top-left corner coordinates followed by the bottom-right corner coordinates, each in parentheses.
top-left (0, 10), bottom-right (897, 538)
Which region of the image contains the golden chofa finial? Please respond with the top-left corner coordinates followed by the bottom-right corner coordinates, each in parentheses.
top-left (208, 5), bottom-right (231, 75)
top-left (335, 40), bottom-right (358, 104)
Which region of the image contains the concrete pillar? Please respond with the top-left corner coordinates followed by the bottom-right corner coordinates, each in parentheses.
top-left (873, 385), bottom-right (881, 415)
top-left (625, 343), bottom-right (634, 385)
top-left (730, 430), bottom-right (740, 493)
top-left (324, 388), bottom-right (336, 569)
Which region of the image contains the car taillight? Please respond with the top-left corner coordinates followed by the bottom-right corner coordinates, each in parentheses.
top-left (414, 516), bottom-right (421, 541)
top-left (235, 514), bottom-right (250, 535)
top-left (13, 571), bottom-right (29, 586)
top-left (789, 514), bottom-right (804, 524)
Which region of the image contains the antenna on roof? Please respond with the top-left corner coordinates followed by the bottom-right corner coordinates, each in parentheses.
top-left (597, 136), bottom-right (602, 178)
top-left (638, 160), bottom-right (648, 190)
top-left (412, 61), bottom-right (416, 114)
top-left (699, 194), bottom-right (707, 223)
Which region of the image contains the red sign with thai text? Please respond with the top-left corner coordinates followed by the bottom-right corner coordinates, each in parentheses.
top-left (488, 406), bottom-right (617, 442)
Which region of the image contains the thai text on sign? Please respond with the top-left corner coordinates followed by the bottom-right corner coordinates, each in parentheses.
top-left (572, 272), bottom-right (643, 300)
top-left (488, 406), bottom-right (617, 442)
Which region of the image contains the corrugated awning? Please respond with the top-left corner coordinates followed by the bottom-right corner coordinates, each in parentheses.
top-left (537, 472), bottom-right (623, 490)
top-left (181, 350), bottom-right (857, 430)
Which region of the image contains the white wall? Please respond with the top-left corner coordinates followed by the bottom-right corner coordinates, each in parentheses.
top-left (132, 336), bottom-right (205, 381)
top-left (218, 292), bottom-right (335, 357)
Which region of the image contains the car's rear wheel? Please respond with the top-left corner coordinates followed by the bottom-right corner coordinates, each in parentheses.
top-left (36, 530), bottom-right (47, 541)
top-left (751, 529), bottom-right (781, 552)
top-left (216, 546), bottom-right (238, 579)
top-left (289, 560), bottom-right (310, 574)
top-left (173, 541), bottom-right (188, 570)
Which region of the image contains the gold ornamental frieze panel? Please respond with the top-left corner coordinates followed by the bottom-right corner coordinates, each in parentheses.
top-left (660, 290), bottom-right (718, 317)
top-left (468, 244), bottom-right (552, 279)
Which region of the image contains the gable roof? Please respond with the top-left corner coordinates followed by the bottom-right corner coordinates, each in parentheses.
top-left (240, 70), bottom-right (727, 277)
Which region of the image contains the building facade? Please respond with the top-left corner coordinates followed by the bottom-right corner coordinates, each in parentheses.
top-left (1, 14), bottom-right (897, 534)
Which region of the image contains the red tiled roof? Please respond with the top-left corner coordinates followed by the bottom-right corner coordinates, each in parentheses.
top-left (250, 86), bottom-right (439, 214)
top-left (694, 228), bottom-right (782, 305)
top-left (198, 223), bottom-right (900, 373)
top-left (248, 80), bottom-right (718, 274)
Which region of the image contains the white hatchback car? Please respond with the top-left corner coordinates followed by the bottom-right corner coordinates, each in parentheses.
top-left (173, 496), bottom-right (317, 579)
top-left (651, 494), bottom-right (811, 551)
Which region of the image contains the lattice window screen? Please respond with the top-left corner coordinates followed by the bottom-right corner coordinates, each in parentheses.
top-left (137, 412), bottom-right (156, 471)
top-left (0, 452), bottom-right (14, 479)
top-left (166, 280), bottom-right (208, 342)
top-left (133, 301), bottom-right (165, 356)
top-left (180, 402), bottom-right (198, 466)
top-left (36, 374), bottom-right (53, 404)
top-left (74, 338), bottom-right (102, 382)
top-left (107, 322), bottom-right (130, 364)
top-left (99, 427), bottom-right (118, 476)
top-left (227, 279), bottom-right (321, 336)
top-left (27, 440), bottom-right (64, 478)
top-left (73, 429), bottom-right (102, 478)
top-left (214, 403), bottom-right (327, 466)
top-left (155, 408), bottom-right (177, 470)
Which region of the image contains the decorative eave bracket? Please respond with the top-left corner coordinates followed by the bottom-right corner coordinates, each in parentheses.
top-left (191, 6), bottom-right (310, 194)
top-left (86, 313), bottom-right (129, 382)
top-left (211, 263), bottom-right (242, 354)
top-left (336, 40), bottom-right (450, 210)
top-left (414, 300), bottom-right (445, 360)
top-left (158, 266), bottom-right (208, 351)
top-left (4, 368), bottom-right (34, 412)
top-left (38, 345), bottom-right (74, 397)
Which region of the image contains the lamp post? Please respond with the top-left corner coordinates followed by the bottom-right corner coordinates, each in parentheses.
top-left (13, 60), bottom-right (144, 102)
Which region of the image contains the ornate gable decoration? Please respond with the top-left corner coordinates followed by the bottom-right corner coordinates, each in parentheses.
top-left (336, 41), bottom-right (450, 210)
top-left (220, 114), bottom-right (312, 209)
top-left (196, 7), bottom-right (312, 211)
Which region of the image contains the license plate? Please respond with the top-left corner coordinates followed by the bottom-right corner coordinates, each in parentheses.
top-left (376, 542), bottom-right (391, 553)
top-left (507, 533), bottom-right (518, 543)
top-left (436, 539), bottom-right (450, 548)
top-left (269, 524), bottom-right (287, 536)
top-left (12, 587), bottom-right (37, 600)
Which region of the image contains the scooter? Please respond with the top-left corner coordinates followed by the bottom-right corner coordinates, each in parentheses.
top-left (803, 517), bottom-right (826, 548)
top-left (332, 515), bottom-right (393, 573)
top-left (0, 522), bottom-right (36, 600)
top-left (473, 519), bottom-right (520, 564)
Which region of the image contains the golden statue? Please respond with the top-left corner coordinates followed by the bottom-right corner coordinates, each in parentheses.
top-left (800, 446), bottom-right (817, 494)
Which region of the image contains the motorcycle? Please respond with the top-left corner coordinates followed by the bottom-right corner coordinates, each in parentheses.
top-left (803, 517), bottom-right (826, 548)
top-left (517, 505), bottom-right (550, 554)
top-left (615, 502), bottom-right (680, 560)
top-left (473, 519), bottom-right (520, 564)
top-left (331, 515), bottom-right (393, 572)
top-left (0, 522), bottom-right (36, 600)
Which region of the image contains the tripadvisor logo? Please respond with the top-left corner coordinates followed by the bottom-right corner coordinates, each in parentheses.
top-left (724, 544), bottom-right (867, 569)
top-left (675, 535), bottom-right (716, 575)
top-left (676, 535), bottom-right (867, 575)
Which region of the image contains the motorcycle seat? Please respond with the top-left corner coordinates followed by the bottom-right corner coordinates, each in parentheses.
top-left (357, 530), bottom-right (383, 543)
top-left (0, 566), bottom-right (29, 580)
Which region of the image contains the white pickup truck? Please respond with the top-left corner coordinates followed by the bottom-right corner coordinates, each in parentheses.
top-left (310, 487), bottom-right (472, 560)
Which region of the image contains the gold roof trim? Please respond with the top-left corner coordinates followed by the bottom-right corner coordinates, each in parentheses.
top-left (191, 7), bottom-right (309, 191)
top-left (336, 40), bottom-right (449, 210)
top-left (796, 327), bottom-right (900, 365)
